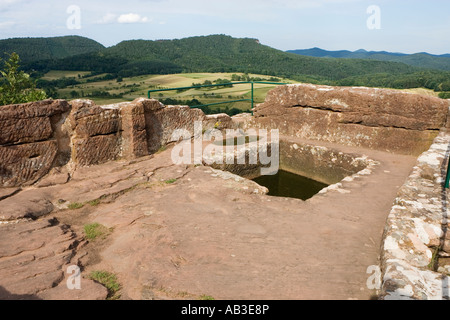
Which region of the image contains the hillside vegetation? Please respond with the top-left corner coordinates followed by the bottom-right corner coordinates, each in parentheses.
top-left (0, 36), bottom-right (105, 63)
top-left (288, 48), bottom-right (450, 71)
top-left (28, 35), bottom-right (419, 81)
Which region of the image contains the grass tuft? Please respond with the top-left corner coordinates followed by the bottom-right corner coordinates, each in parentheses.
top-left (83, 223), bottom-right (110, 241)
top-left (89, 271), bottom-right (121, 300)
top-left (88, 199), bottom-right (101, 207)
top-left (156, 145), bottom-right (167, 154)
top-left (68, 202), bottom-right (84, 210)
top-left (428, 246), bottom-right (440, 271)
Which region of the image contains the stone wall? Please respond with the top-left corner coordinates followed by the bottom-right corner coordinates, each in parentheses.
top-left (380, 131), bottom-right (450, 300)
top-left (253, 84), bottom-right (450, 156)
top-left (0, 100), bottom-right (71, 187)
top-left (0, 98), bottom-right (233, 188)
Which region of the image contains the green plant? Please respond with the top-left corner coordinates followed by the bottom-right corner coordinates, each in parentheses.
top-left (199, 295), bottom-right (215, 301)
top-left (165, 179), bottom-right (177, 184)
top-left (428, 247), bottom-right (440, 271)
top-left (157, 145), bottom-right (167, 154)
top-left (0, 52), bottom-right (47, 105)
top-left (83, 223), bottom-right (109, 241)
top-left (68, 202), bottom-right (84, 210)
top-left (89, 271), bottom-right (121, 300)
top-left (88, 199), bottom-right (100, 207)
top-left (439, 92), bottom-right (450, 99)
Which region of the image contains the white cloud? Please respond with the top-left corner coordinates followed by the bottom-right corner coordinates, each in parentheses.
top-left (97, 13), bottom-right (117, 24)
top-left (117, 13), bottom-right (149, 24)
top-left (96, 12), bottom-right (151, 24)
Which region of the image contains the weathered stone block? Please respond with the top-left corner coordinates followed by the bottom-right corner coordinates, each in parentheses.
top-left (145, 105), bottom-right (205, 153)
top-left (254, 84), bottom-right (448, 155)
top-left (73, 134), bottom-right (120, 166)
top-left (139, 98), bottom-right (164, 113)
top-left (120, 101), bottom-right (148, 159)
top-left (0, 140), bottom-right (58, 187)
top-left (204, 113), bottom-right (234, 130)
top-left (0, 219), bottom-right (105, 300)
top-left (0, 99), bottom-right (70, 120)
top-left (257, 84), bottom-right (448, 130)
top-left (0, 117), bottom-right (53, 145)
top-left (70, 100), bottom-right (120, 138)
top-left (0, 99), bottom-right (70, 145)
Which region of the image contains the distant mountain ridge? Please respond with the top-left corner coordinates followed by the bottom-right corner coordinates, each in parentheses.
top-left (287, 47), bottom-right (450, 71)
top-left (0, 36), bottom-right (105, 63)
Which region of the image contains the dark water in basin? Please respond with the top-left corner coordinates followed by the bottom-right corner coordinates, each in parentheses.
top-left (252, 170), bottom-right (329, 201)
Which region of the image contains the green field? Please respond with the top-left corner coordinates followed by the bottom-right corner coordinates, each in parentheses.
top-left (47, 71), bottom-right (297, 111)
top-left (43, 70), bottom-right (446, 113)
top-left (42, 70), bottom-right (92, 81)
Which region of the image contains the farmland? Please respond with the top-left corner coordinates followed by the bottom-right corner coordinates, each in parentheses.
top-left (44, 71), bottom-right (297, 112)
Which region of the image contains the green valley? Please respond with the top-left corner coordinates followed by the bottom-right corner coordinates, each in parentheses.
top-left (40, 71), bottom-right (293, 114)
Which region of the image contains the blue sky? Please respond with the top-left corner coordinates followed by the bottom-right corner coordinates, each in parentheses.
top-left (0, 0), bottom-right (449, 54)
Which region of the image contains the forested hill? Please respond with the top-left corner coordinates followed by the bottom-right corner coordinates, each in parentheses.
top-left (0, 36), bottom-right (105, 63)
top-left (287, 48), bottom-right (450, 71)
top-left (102, 35), bottom-right (419, 80)
top-left (27, 34), bottom-right (418, 80)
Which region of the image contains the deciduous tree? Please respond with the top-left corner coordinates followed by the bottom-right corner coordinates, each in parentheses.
top-left (0, 52), bottom-right (47, 105)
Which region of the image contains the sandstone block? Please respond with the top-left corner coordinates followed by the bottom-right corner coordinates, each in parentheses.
top-left (70, 100), bottom-right (120, 138)
top-left (256, 84), bottom-right (448, 130)
top-left (146, 105), bottom-right (205, 153)
top-left (73, 134), bottom-right (121, 166)
top-left (204, 113), bottom-right (234, 130)
top-left (0, 99), bottom-right (70, 145)
top-left (139, 98), bottom-right (165, 113)
top-left (120, 101), bottom-right (148, 159)
top-left (0, 99), bottom-right (70, 121)
top-left (0, 140), bottom-right (58, 187)
top-left (254, 84), bottom-right (448, 155)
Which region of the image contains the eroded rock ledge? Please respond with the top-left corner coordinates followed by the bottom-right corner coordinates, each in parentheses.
top-left (252, 84), bottom-right (450, 156)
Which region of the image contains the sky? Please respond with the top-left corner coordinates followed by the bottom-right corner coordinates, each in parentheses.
top-left (0, 0), bottom-right (449, 54)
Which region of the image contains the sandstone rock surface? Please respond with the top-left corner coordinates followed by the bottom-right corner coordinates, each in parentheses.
top-left (0, 136), bottom-right (419, 300)
top-left (0, 99), bottom-right (70, 145)
top-left (0, 218), bottom-right (107, 300)
top-left (253, 84), bottom-right (450, 155)
top-left (1, 87), bottom-right (450, 300)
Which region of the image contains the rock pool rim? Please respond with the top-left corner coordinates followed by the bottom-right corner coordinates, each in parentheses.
top-left (251, 169), bottom-right (329, 201)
